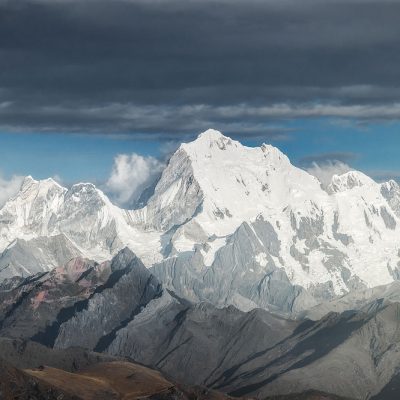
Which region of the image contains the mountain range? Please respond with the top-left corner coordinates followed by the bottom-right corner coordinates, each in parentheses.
top-left (2, 129), bottom-right (400, 399)
top-left (2, 129), bottom-right (400, 313)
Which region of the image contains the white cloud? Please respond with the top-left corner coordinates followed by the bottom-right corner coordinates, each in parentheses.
top-left (0, 173), bottom-right (24, 208)
top-left (306, 161), bottom-right (352, 188)
top-left (49, 174), bottom-right (65, 187)
top-left (105, 153), bottom-right (164, 207)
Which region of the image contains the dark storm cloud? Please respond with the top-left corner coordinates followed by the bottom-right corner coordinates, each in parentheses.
top-left (1, 0), bottom-right (400, 138)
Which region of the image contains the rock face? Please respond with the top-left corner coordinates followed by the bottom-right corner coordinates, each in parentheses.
top-left (0, 248), bottom-right (162, 345)
top-left (0, 234), bottom-right (82, 281)
top-left (151, 217), bottom-right (317, 314)
top-left (2, 129), bottom-right (400, 315)
top-left (53, 249), bottom-right (162, 351)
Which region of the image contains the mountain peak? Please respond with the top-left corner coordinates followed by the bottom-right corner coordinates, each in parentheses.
top-left (183, 129), bottom-right (237, 154)
top-left (382, 179), bottom-right (399, 191)
top-left (20, 175), bottom-right (37, 191)
top-left (197, 128), bottom-right (226, 141)
top-left (20, 176), bottom-right (63, 192)
top-left (67, 182), bottom-right (111, 207)
top-left (185, 129), bottom-right (289, 166)
top-left (328, 170), bottom-right (375, 193)
top-left (22, 175), bottom-right (35, 183)
top-left (142, 129), bottom-right (316, 238)
top-left (18, 176), bottom-right (66, 200)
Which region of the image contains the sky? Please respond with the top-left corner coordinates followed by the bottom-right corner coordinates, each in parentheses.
top-left (1, 0), bottom-right (400, 206)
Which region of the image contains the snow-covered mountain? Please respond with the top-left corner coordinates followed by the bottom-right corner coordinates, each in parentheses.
top-left (0, 176), bottom-right (163, 280)
top-left (1, 129), bottom-right (400, 313)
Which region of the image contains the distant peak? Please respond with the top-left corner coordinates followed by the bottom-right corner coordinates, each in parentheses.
top-left (43, 177), bottom-right (64, 188)
top-left (68, 182), bottom-right (111, 204)
top-left (21, 175), bottom-right (36, 187)
top-left (20, 175), bottom-right (64, 192)
top-left (381, 179), bottom-right (400, 204)
top-left (381, 179), bottom-right (399, 191)
top-left (328, 170), bottom-right (375, 193)
top-left (69, 182), bottom-right (105, 197)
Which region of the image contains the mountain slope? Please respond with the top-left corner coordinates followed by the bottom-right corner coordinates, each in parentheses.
top-left (0, 234), bottom-right (82, 281)
top-left (2, 252), bottom-right (400, 399)
top-left (0, 248), bottom-right (161, 343)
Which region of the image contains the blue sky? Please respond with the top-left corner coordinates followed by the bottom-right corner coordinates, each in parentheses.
top-left (1, 118), bottom-right (399, 186)
top-left (0, 132), bottom-right (159, 184)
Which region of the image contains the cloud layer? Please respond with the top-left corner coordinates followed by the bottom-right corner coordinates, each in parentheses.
top-left (105, 153), bottom-right (164, 207)
top-left (306, 161), bottom-right (352, 188)
top-left (0, 173), bottom-right (24, 208)
top-left (1, 0), bottom-right (400, 138)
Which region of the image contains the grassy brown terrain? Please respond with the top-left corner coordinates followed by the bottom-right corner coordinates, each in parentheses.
top-left (25, 361), bottom-right (173, 400)
top-left (0, 359), bottom-right (355, 400)
top-left (0, 359), bottom-right (246, 400)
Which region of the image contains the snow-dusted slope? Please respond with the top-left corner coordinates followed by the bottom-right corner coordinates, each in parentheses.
top-left (1, 129), bottom-right (400, 313)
